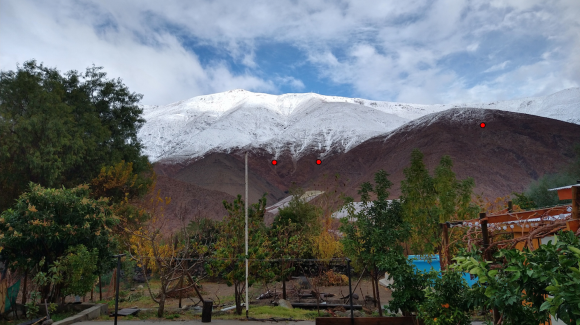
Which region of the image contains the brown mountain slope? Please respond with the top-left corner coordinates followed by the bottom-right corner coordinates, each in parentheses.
top-left (155, 108), bottom-right (580, 216)
top-left (151, 175), bottom-right (236, 227)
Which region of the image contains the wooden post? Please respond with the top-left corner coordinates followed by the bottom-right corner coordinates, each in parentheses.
top-left (480, 213), bottom-right (489, 254)
top-left (508, 201), bottom-right (513, 213)
top-left (201, 299), bottom-right (213, 323)
top-left (480, 212), bottom-right (499, 324)
top-left (572, 186), bottom-right (579, 220)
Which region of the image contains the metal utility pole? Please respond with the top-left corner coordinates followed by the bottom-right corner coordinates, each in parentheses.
top-left (112, 254), bottom-right (125, 325)
top-left (245, 152), bottom-right (249, 317)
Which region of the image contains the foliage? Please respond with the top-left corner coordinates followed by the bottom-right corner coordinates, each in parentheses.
top-left (210, 194), bottom-right (273, 315)
top-left (33, 244), bottom-right (99, 300)
top-left (274, 187), bottom-right (321, 238)
top-left (186, 216), bottom-right (219, 258)
top-left (340, 169), bottom-right (410, 316)
top-left (511, 192), bottom-right (537, 210)
top-left (0, 183), bottom-right (118, 278)
top-left (524, 173), bottom-right (576, 208)
top-left (91, 160), bottom-right (154, 204)
top-left (451, 234), bottom-right (580, 325)
top-left (316, 270), bottom-right (348, 286)
top-left (0, 60), bottom-right (150, 212)
top-left (25, 291), bottom-right (41, 319)
top-left (311, 231), bottom-right (343, 260)
top-left (383, 255), bottom-right (438, 316)
top-left (538, 232), bottom-right (580, 324)
top-left (520, 143), bottom-right (580, 208)
top-left (125, 188), bottom-right (187, 318)
top-left (417, 270), bottom-right (472, 325)
top-left (400, 150), bottom-right (479, 256)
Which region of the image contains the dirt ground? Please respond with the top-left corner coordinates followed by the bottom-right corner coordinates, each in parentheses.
top-left (164, 278), bottom-right (391, 309)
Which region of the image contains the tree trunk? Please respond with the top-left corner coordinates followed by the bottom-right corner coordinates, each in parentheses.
top-left (282, 263), bottom-right (287, 300)
top-left (99, 275), bottom-right (102, 301)
top-left (374, 266), bottom-right (383, 317)
top-left (234, 282), bottom-right (242, 315)
top-left (370, 270), bottom-right (377, 307)
top-left (22, 269), bottom-right (28, 305)
top-left (157, 282), bottom-right (166, 318)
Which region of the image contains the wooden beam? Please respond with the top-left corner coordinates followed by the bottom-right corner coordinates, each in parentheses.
top-left (462, 206), bottom-right (570, 225)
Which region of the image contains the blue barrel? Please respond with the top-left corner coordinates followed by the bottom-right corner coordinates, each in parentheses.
top-left (408, 255), bottom-right (477, 287)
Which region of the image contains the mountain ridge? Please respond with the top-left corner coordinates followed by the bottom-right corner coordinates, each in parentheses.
top-left (139, 88), bottom-right (580, 164)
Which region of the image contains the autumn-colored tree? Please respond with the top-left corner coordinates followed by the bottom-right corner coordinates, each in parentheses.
top-left (0, 183), bottom-right (118, 303)
top-left (125, 189), bottom-right (181, 317)
top-left (91, 160), bottom-right (155, 243)
top-left (91, 160), bottom-right (154, 204)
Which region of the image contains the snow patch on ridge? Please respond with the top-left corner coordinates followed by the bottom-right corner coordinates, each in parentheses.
top-left (138, 88), bottom-right (580, 163)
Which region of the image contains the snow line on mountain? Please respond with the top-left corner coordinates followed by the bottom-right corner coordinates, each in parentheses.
top-left (138, 88), bottom-right (580, 163)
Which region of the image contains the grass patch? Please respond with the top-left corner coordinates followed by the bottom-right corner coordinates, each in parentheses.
top-left (51, 311), bottom-right (77, 322)
top-left (216, 306), bottom-right (329, 320)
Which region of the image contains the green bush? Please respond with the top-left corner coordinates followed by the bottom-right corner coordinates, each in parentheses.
top-left (418, 271), bottom-right (472, 325)
top-left (383, 256), bottom-right (437, 316)
top-left (453, 231), bottom-right (580, 325)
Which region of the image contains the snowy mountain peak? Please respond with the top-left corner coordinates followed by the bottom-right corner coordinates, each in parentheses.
top-left (138, 88), bottom-right (580, 163)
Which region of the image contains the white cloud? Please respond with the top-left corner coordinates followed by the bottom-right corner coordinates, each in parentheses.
top-left (1, 0), bottom-right (579, 104)
top-left (484, 61), bottom-right (511, 73)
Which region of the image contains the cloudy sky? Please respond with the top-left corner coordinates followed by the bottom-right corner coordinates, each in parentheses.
top-left (1, 0), bottom-right (579, 105)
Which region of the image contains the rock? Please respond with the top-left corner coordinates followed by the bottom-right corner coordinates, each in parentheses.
top-left (130, 288), bottom-right (136, 291)
top-left (277, 299), bottom-right (293, 309)
top-left (292, 276), bottom-right (311, 289)
top-left (42, 320), bottom-right (54, 325)
top-left (364, 295), bottom-right (376, 303)
top-left (137, 285), bottom-right (144, 289)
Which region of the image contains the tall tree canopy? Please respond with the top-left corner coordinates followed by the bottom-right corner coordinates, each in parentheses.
top-left (0, 60), bottom-right (150, 211)
top-left (400, 149), bottom-right (479, 256)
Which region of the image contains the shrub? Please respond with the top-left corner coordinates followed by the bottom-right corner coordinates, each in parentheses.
top-left (418, 271), bottom-right (472, 325)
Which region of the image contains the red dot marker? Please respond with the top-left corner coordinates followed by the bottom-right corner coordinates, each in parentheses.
top-left (271, 160), bottom-right (277, 165)
top-left (480, 122), bottom-right (486, 128)
top-left (316, 159), bottom-right (322, 165)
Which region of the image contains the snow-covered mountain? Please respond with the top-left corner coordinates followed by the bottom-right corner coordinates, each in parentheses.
top-left (138, 88), bottom-right (580, 163)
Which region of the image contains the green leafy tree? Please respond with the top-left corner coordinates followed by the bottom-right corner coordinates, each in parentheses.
top-left (519, 143), bottom-right (580, 208)
top-left (0, 60), bottom-right (150, 211)
top-left (451, 231), bottom-right (580, 325)
top-left (383, 255), bottom-right (437, 316)
top-left (33, 244), bottom-right (99, 302)
top-left (511, 192), bottom-right (537, 210)
top-left (271, 188), bottom-right (322, 298)
top-left (0, 183), bottom-right (118, 302)
top-left (417, 270), bottom-right (472, 325)
top-left (400, 149), bottom-right (478, 258)
top-left (210, 194), bottom-right (273, 315)
top-left (340, 170), bottom-right (411, 316)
